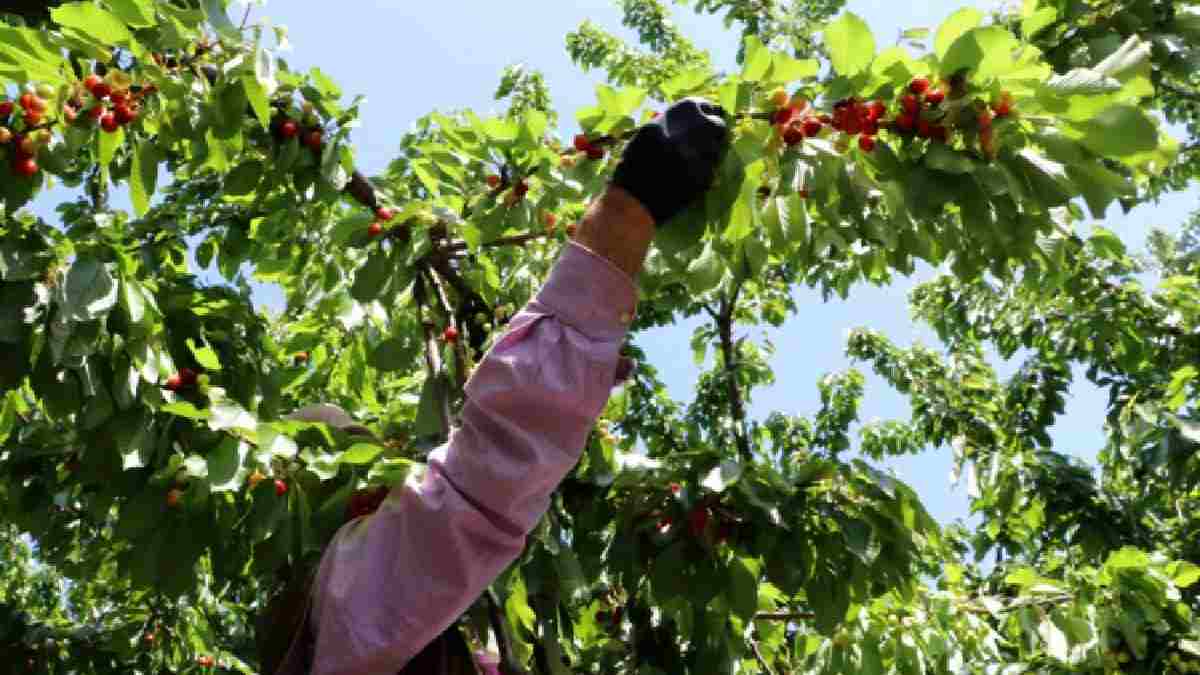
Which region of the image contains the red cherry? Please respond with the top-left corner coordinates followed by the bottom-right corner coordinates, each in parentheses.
top-left (977, 110), bottom-right (993, 129)
top-left (375, 206), bottom-right (395, 222)
top-left (13, 157), bottom-right (38, 178)
top-left (18, 93), bottom-right (36, 110)
top-left (867, 100), bottom-right (887, 121)
top-left (0, 101), bottom-right (11, 118)
top-left (917, 118), bottom-right (932, 138)
top-left (586, 146), bottom-right (605, 160)
top-left (909, 77), bottom-right (930, 95)
top-left (925, 89), bottom-right (945, 105)
top-left (901, 95), bottom-right (919, 115)
top-left (858, 135), bottom-right (876, 152)
top-left (22, 111), bottom-right (42, 126)
top-left (279, 119), bottom-right (299, 139)
top-left (669, 482), bottom-right (681, 495)
top-left (83, 74), bottom-right (103, 93)
top-left (818, 113), bottom-right (832, 124)
top-left (486, 174), bottom-right (501, 188)
top-left (87, 105), bottom-right (105, 121)
top-left (165, 374), bottom-right (182, 391)
top-left (573, 134), bottom-right (591, 152)
top-left (993, 98), bottom-right (1013, 118)
top-left (513, 181), bottom-right (529, 198)
top-left (179, 368), bottom-right (198, 386)
top-left (802, 118), bottom-right (823, 138)
top-left (91, 82), bottom-right (112, 100)
top-left (166, 489), bottom-right (182, 508)
top-left (931, 125), bottom-right (950, 143)
top-left (114, 104), bottom-right (137, 125)
top-left (304, 129), bottom-right (323, 150)
top-left (443, 326), bottom-right (459, 343)
top-left (110, 90), bottom-right (129, 106)
top-left (274, 479), bottom-right (288, 496)
top-left (895, 113), bottom-right (916, 132)
top-left (367, 222), bottom-right (384, 238)
top-left (17, 135), bottom-right (36, 158)
top-left (782, 124), bottom-right (805, 146)
top-left (100, 113), bottom-right (119, 133)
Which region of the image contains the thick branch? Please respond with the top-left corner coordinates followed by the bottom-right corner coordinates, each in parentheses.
top-left (717, 283), bottom-right (751, 462)
top-left (486, 590), bottom-right (527, 675)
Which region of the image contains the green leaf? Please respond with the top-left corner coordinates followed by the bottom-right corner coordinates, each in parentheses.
top-left (1042, 68), bottom-right (1122, 96)
top-left (243, 75), bottom-right (271, 130)
top-left (187, 338), bottom-right (222, 371)
top-left (700, 460), bottom-right (742, 493)
top-left (1065, 104), bottom-right (1159, 158)
top-left (1038, 616), bottom-right (1070, 662)
top-left (338, 442), bottom-right (384, 465)
top-left (925, 145), bottom-right (977, 174)
top-left (350, 251), bottom-right (391, 303)
top-left (1022, 6), bottom-right (1058, 37)
top-left (935, 8), bottom-right (983, 61)
top-left (207, 437), bottom-right (247, 493)
top-left (824, 13), bottom-right (875, 77)
top-left (203, 0), bottom-right (240, 41)
top-left (727, 556), bottom-right (759, 621)
top-left (224, 160), bottom-right (262, 196)
top-left (660, 67), bottom-right (712, 100)
top-left (1107, 546), bottom-right (1150, 570)
top-left (741, 36), bottom-right (771, 81)
top-left (685, 242), bottom-right (723, 295)
top-left (1173, 416), bottom-right (1200, 444)
top-left (767, 55), bottom-right (820, 83)
top-left (51, 3), bottom-right (132, 44)
top-left (108, 0), bottom-right (156, 27)
top-left (63, 257), bottom-right (118, 321)
top-left (98, 124), bottom-right (124, 167)
top-left (1066, 162), bottom-right (1133, 218)
top-left (595, 84), bottom-right (646, 117)
top-left (1171, 561), bottom-right (1200, 588)
top-left (941, 27), bottom-right (1021, 80)
top-left (129, 142), bottom-right (159, 217)
top-left (369, 337), bottom-right (417, 372)
top-left (414, 374), bottom-right (446, 439)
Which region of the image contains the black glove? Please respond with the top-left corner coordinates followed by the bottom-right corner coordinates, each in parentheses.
top-left (611, 98), bottom-right (729, 225)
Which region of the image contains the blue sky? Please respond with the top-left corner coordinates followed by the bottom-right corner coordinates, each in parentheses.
top-left (25, 1), bottom-right (1199, 527)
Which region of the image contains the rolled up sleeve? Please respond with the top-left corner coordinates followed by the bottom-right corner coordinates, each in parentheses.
top-left (308, 242), bottom-right (636, 675)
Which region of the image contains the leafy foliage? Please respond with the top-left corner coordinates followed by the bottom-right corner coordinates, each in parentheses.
top-left (0, 1), bottom-right (1196, 673)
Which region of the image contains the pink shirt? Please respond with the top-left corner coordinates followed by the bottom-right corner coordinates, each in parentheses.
top-left (295, 242), bottom-right (636, 674)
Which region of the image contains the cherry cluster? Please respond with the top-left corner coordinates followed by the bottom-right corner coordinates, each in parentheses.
top-left (79, 74), bottom-right (145, 133)
top-left (0, 90), bottom-right (52, 178)
top-left (273, 109), bottom-right (324, 152)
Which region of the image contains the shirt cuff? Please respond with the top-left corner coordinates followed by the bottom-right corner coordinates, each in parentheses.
top-left (534, 242), bottom-right (637, 341)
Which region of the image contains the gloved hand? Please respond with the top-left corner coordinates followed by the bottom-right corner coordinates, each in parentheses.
top-left (611, 98), bottom-right (730, 226)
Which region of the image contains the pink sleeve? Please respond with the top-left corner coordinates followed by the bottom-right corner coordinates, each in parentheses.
top-left (307, 242), bottom-right (637, 675)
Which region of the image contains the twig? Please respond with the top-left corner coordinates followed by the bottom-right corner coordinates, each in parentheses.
top-left (755, 611), bottom-right (815, 621)
top-left (751, 639), bottom-right (776, 675)
top-left (239, 3), bottom-right (252, 29)
top-left (486, 590), bottom-right (526, 675)
top-left (443, 232), bottom-right (552, 253)
top-left (716, 283), bottom-right (752, 462)
top-left (414, 272), bottom-right (452, 439)
top-left (425, 267), bottom-right (469, 392)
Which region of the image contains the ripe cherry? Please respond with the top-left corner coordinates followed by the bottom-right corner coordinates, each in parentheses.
top-left (0, 101), bottom-right (11, 118)
top-left (565, 223), bottom-right (577, 237)
top-left (688, 506), bottom-right (710, 539)
top-left (443, 326), bottom-right (459, 343)
top-left (87, 105), bottom-right (104, 121)
top-left (586, 146), bottom-right (605, 160)
top-left (279, 119), bottom-right (299, 139)
top-left (909, 77), bottom-right (930, 95)
top-left (166, 489), bottom-right (183, 508)
top-left (274, 479), bottom-right (289, 496)
top-left (669, 482), bottom-right (681, 495)
top-left (367, 222), bottom-right (384, 238)
top-left (901, 95), bottom-right (919, 115)
top-left (91, 82), bottom-right (112, 100)
top-left (486, 174), bottom-right (501, 188)
top-left (83, 74), bottom-right (103, 93)
top-left (114, 104), bottom-right (137, 125)
top-left (164, 374), bottom-right (183, 391)
top-left (782, 124), bottom-right (804, 146)
top-left (177, 368), bottom-right (197, 387)
top-left (22, 111), bottom-right (42, 126)
top-left (18, 93), bottom-right (36, 110)
top-left (895, 113), bottom-right (916, 132)
top-left (13, 157), bottom-right (38, 178)
top-left (925, 89), bottom-right (945, 105)
top-left (375, 206), bottom-right (395, 222)
top-left (993, 94), bottom-right (1013, 118)
top-left (917, 118), bottom-right (933, 138)
top-left (773, 105), bottom-right (802, 126)
top-left (100, 113), bottom-right (119, 133)
top-left (858, 135), bottom-right (876, 152)
top-left (867, 100), bottom-right (887, 121)
top-left (977, 110), bottom-right (993, 129)
top-left (197, 656), bottom-right (215, 668)
top-left (304, 129), bottom-right (323, 150)
top-left (802, 118), bottom-right (823, 138)
top-left (573, 134), bottom-right (591, 152)
top-left (543, 212), bottom-right (557, 228)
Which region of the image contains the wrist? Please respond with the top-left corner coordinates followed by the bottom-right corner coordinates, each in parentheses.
top-left (573, 185), bottom-right (656, 280)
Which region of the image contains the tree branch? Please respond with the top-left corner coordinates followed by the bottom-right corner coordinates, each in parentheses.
top-left (413, 271), bottom-right (452, 439)
top-left (716, 283), bottom-right (751, 462)
top-left (754, 611), bottom-right (815, 621)
top-left (425, 265), bottom-right (469, 393)
top-left (1158, 79), bottom-right (1200, 102)
top-left (751, 639), bottom-right (776, 675)
top-left (486, 590), bottom-right (527, 675)
top-left (443, 232), bottom-right (552, 253)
